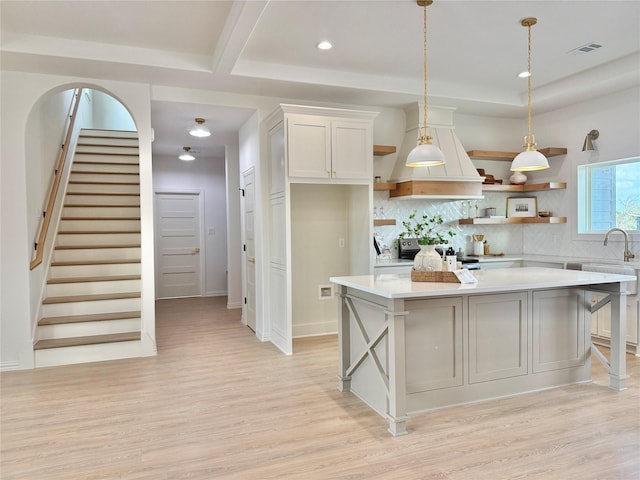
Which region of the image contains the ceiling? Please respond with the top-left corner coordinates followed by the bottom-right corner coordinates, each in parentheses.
top-left (2, 0), bottom-right (639, 159)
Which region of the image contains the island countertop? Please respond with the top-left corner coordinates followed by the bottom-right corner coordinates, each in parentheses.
top-left (331, 267), bottom-right (637, 299)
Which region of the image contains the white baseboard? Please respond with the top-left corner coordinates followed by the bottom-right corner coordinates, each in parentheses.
top-left (0, 361), bottom-right (21, 372)
top-left (293, 321), bottom-right (338, 338)
top-left (205, 291), bottom-right (228, 297)
top-left (227, 301), bottom-right (242, 309)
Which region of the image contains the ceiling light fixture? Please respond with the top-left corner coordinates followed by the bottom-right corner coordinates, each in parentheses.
top-left (582, 129), bottom-right (599, 151)
top-left (179, 146), bottom-right (195, 161)
top-left (317, 41), bottom-right (332, 50)
top-left (406, 0), bottom-right (445, 168)
top-left (189, 118), bottom-right (211, 138)
top-left (511, 17), bottom-right (549, 172)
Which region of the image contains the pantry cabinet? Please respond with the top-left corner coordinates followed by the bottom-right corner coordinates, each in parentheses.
top-left (264, 104), bottom-right (377, 355)
top-left (287, 113), bottom-right (373, 181)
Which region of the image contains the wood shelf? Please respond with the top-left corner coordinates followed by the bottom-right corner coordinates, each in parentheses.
top-left (467, 148), bottom-right (567, 161)
top-left (458, 216), bottom-right (567, 225)
top-left (373, 182), bottom-right (397, 191)
top-left (373, 219), bottom-right (396, 226)
top-left (373, 145), bottom-right (396, 156)
top-left (482, 181), bottom-right (567, 192)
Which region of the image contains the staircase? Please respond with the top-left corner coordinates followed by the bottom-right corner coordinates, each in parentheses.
top-left (34, 129), bottom-right (144, 367)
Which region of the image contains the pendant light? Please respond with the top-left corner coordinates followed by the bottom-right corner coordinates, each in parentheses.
top-left (189, 118), bottom-right (211, 138)
top-left (511, 17), bottom-right (549, 172)
top-left (406, 0), bottom-right (445, 168)
top-left (179, 146), bottom-right (195, 161)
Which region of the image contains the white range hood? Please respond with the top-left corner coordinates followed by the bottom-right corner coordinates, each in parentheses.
top-left (389, 104), bottom-right (483, 199)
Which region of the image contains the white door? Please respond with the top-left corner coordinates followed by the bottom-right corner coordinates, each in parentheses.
top-left (242, 169), bottom-right (256, 331)
top-left (155, 192), bottom-right (202, 299)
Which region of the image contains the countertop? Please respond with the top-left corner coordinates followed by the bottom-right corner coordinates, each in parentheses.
top-left (331, 267), bottom-right (637, 299)
top-left (375, 255), bottom-right (640, 268)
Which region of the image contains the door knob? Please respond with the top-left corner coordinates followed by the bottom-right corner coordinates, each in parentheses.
top-left (194, 247), bottom-right (200, 253)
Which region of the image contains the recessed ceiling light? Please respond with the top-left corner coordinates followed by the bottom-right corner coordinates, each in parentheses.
top-left (317, 41), bottom-right (332, 50)
top-left (518, 71), bottom-right (531, 78)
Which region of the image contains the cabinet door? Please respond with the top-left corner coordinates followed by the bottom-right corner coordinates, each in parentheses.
top-left (533, 288), bottom-right (586, 373)
top-left (331, 120), bottom-right (372, 180)
top-left (468, 292), bottom-right (528, 383)
top-left (287, 115), bottom-right (331, 178)
top-left (269, 122), bottom-right (285, 195)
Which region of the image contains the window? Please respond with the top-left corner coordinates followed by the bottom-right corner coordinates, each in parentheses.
top-left (578, 157), bottom-right (640, 233)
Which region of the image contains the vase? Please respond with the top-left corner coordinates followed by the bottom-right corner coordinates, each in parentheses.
top-left (413, 245), bottom-right (443, 271)
top-left (509, 171), bottom-right (527, 185)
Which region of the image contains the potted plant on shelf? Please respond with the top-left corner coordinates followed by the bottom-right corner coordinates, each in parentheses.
top-left (400, 210), bottom-right (456, 271)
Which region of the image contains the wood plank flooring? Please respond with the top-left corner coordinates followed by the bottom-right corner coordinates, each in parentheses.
top-left (2, 296), bottom-right (639, 479)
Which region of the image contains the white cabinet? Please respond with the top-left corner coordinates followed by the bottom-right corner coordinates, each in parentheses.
top-left (264, 104), bottom-right (377, 354)
top-left (286, 110), bottom-right (374, 182)
top-left (480, 260), bottom-right (522, 270)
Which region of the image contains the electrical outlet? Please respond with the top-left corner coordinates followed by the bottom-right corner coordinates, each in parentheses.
top-left (338, 238), bottom-right (345, 248)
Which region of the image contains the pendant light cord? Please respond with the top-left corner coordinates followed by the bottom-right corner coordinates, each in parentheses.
top-left (422, 3), bottom-right (428, 141)
top-left (526, 22), bottom-right (532, 141)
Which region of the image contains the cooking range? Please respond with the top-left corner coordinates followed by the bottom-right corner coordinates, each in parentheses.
top-left (397, 237), bottom-right (480, 270)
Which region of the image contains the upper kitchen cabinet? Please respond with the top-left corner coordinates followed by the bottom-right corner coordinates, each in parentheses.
top-left (279, 105), bottom-right (378, 182)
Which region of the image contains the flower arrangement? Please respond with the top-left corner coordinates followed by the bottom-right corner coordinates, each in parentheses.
top-left (399, 210), bottom-right (456, 246)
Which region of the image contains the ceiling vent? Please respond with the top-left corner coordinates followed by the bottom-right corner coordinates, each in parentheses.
top-left (568, 42), bottom-right (603, 56)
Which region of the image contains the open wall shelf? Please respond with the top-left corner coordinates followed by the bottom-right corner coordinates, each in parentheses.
top-left (458, 217), bottom-right (567, 225)
top-left (481, 181), bottom-right (567, 192)
top-left (467, 148), bottom-right (567, 161)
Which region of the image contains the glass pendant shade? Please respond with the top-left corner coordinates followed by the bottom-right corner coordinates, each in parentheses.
top-left (511, 134), bottom-right (548, 171)
top-left (406, 140), bottom-right (445, 167)
top-left (511, 149), bottom-right (549, 171)
top-left (189, 118), bottom-right (211, 138)
top-left (179, 147), bottom-right (195, 161)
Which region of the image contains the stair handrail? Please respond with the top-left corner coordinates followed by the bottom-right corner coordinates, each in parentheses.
top-left (30, 87), bottom-right (84, 270)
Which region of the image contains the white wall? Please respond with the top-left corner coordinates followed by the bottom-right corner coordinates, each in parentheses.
top-left (1, 72), bottom-right (156, 370)
top-left (153, 154), bottom-right (228, 296)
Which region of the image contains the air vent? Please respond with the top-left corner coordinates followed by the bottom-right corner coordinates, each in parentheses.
top-left (568, 42), bottom-right (603, 56)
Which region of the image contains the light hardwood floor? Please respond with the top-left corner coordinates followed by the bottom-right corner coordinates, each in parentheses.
top-left (2, 296), bottom-right (639, 479)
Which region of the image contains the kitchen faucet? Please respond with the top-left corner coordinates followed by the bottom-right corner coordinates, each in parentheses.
top-left (603, 228), bottom-right (635, 262)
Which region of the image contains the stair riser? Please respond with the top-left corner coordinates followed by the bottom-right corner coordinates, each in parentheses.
top-left (53, 247), bottom-right (141, 262)
top-left (35, 340), bottom-right (144, 368)
top-left (73, 154), bottom-right (138, 164)
top-left (75, 146), bottom-right (139, 155)
top-left (38, 318), bottom-right (140, 340)
top-left (59, 219), bottom-right (140, 231)
top-left (77, 137), bottom-right (138, 147)
top-left (67, 183), bottom-right (140, 195)
top-left (50, 263), bottom-right (141, 278)
top-left (69, 173), bottom-right (139, 184)
top-left (62, 206), bottom-right (141, 218)
top-left (72, 163), bottom-right (139, 174)
top-left (65, 195), bottom-right (140, 206)
top-left (56, 233), bottom-right (141, 246)
top-left (41, 297), bottom-right (141, 318)
top-left (46, 279), bottom-right (141, 297)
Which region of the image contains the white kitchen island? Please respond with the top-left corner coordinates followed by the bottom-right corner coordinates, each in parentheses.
top-left (330, 267), bottom-right (635, 436)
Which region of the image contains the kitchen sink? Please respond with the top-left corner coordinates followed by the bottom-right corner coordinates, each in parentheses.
top-left (581, 263), bottom-right (638, 295)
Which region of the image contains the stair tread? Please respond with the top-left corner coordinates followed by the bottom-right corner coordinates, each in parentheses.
top-left (71, 170), bottom-right (139, 175)
top-left (55, 244), bottom-right (141, 250)
top-left (51, 259), bottom-right (140, 266)
top-left (74, 152), bottom-right (138, 156)
top-left (34, 332), bottom-right (141, 350)
top-left (65, 192), bottom-right (140, 197)
top-left (43, 292), bottom-right (141, 304)
top-left (61, 217), bottom-right (141, 220)
top-left (39, 310), bottom-right (142, 325)
top-left (69, 180), bottom-right (140, 185)
top-left (58, 230), bottom-right (141, 234)
top-left (73, 161), bottom-right (139, 166)
top-left (48, 274), bottom-right (141, 284)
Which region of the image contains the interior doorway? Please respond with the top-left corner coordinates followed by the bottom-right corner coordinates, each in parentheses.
top-left (242, 168), bottom-right (256, 331)
top-left (155, 191), bottom-right (203, 299)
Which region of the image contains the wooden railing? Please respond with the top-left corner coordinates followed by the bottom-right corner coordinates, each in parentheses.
top-left (30, 88), bottom-right (83, 270)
